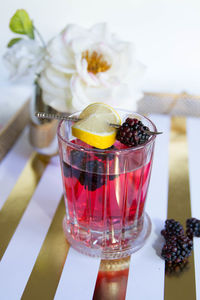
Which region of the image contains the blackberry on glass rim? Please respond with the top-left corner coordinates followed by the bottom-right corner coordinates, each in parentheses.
top-left (116, 117), bottom-right (150, 147)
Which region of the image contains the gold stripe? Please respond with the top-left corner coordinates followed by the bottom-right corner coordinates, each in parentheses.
top-left (22, 198), bottom-right (70, 300)
top-left (164, 117), bottom-right (196, 299)
top-left (0, 153), bottom-right (49, 259)
top-left (0, 99), bottom-right (30, 162)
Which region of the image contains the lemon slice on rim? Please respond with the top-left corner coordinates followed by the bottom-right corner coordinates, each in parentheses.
top-left (72, 103), bottom-right (121, 149)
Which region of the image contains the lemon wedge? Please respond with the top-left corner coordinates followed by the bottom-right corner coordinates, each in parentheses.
top-left (72, 103), bottom-right (121, 149)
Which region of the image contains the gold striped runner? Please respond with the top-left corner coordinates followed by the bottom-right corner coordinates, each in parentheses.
top-left (22, 197), bottom-right (70, 300)
top-left (164, 117), bottom-right (196, 299)
top-left (0, 153), bottom-right (49, 260)
top-left (0, 115), bottom-right (197, 299)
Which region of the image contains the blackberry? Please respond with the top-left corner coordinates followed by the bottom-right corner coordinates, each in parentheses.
top-left (72, 168), bottom-right (85, 186)
top-left (161, 235), bottom-right (193, 268)
top-left (61, 150), bottom-right (87, 184)
top-left (85, 160), bottom-right (105, 191)
top-left (62, 161), bottom-right (71, 178)
top-left (86, 160), bottom-right (104, 173)
top-left (94, 145), bottom-right (116, 162)
top-left (186, 218), bottom-right (200, 238)
top-left (63, 155), bottom-right (118, 191)
top-left (109, 174), bottom-right (117, 180)
top-left (62, 160), bottom-right (85, 185)
top-left (116, 117), bottom-right (150, 147)
top-left (70, 150), bottom-right (87, 169)
top-left (160, 219), bottom-right (194, 271)
top-left (165, 258), bottom-right (189, 274)
top-left (161, 219), bottom-right (184, 239)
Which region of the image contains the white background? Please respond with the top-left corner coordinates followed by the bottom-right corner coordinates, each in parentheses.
top-left (1, 0), bottom-right (200, 93)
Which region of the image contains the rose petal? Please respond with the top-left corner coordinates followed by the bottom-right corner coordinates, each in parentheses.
top-left (3, 39), bottom-right (45, 79)
top-left (49, 63), bottom-right (76, 74)
top-left (47, 34), bottom-right (75, 70)
top-left (75, 54), bottom-right (100, 86)
top-left (70, 75), bottom-right (114, 110)
top-left (44, 66), bottom-right (70, 89)
top-left (39, 74), bottom-right (69, 98)
top-left (42, 92), bottom-right (72, 112)
top-left (89, 23), bottom-right (108, 41)
top-left (62, 24), bottom-right (90, 45)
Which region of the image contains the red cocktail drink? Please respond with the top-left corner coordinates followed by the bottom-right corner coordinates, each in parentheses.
top-left (57, 111), bottom-right (156, 259)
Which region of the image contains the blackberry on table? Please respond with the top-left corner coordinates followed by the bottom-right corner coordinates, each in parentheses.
top-left (186, 218), bottom-right (200, 238)
top-left (161, 218), bottom-right (193, 271)
top-left (161, 219), bottom-right (184, 239)
top-left (165, 258), bottom-right (189, 274)
top-left (161, 234), bottom-right (193, 268)
top-left (116, 117), bottom-right (150, 147)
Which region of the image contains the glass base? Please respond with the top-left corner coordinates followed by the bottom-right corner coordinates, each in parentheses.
top-left (63, 213), bottom-right (152, 259)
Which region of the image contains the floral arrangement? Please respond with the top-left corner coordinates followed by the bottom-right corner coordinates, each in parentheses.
top-left (4, 9), bottom-right (145, 113)
top-left (4, 10), bottom-right (45, 81)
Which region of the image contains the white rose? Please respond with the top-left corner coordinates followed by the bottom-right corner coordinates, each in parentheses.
top-left (3, 39), bottom-right (45, 80)
top-left (39, 23), bottom-right (145, 113)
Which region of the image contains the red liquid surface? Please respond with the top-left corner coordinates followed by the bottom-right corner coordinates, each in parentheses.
top-left (62, 140), bottom-right (153, 232)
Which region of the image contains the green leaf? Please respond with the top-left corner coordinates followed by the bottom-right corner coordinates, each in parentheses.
top-left (7, 37), bottom-right (22, 48)
top-left (9, 9), bottom-right (34, 39)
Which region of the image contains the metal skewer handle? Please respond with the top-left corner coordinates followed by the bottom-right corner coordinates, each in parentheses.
top-left (35, 112), bottom-right (80, 122)
top-left (35, 112), bottom-right (162, 135)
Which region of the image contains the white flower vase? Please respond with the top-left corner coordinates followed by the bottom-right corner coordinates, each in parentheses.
top-left (29, 82), bottom-right (59, 156)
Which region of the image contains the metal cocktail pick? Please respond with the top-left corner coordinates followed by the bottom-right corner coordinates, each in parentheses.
top-left (35, 112), bottom-right (80, 122)
top-left (35, 112), bottom-right (162, 136)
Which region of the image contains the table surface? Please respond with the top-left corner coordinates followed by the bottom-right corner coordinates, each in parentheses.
top-left (0, 113), bottom-right (200, 300)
